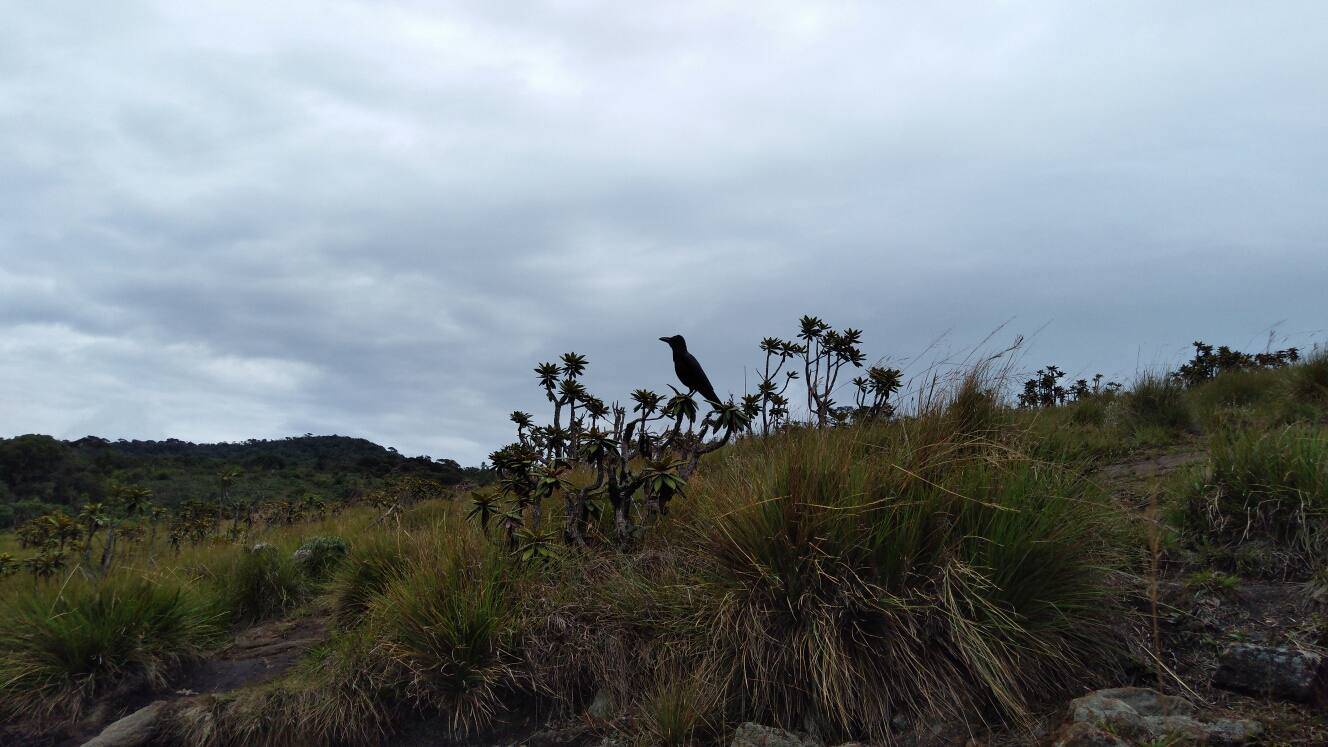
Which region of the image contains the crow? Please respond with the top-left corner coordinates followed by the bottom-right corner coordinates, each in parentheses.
top-left (659, 335), bottom-right (721, 405)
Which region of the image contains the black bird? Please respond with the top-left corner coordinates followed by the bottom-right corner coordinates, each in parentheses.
top-left (659, 335), bottom-right (721, 405)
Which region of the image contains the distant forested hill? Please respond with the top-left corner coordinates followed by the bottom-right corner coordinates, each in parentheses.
top-left (0, 433), bottom-right (491, 527)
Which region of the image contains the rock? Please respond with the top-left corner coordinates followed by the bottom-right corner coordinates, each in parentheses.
top-left (79, 701), bottom-right (165, 747)
top-left (290, 548), bottom-right (312, 562)
top-left (1065, 688), bottom-right (1196, 741)
top-left (1212, 644), bottom-right (1325, 702)
top-left (731, 723), bottom-right (819, 747)
top-left (1079, 686), bottom-right (1196, 717)
top-left (586, 687), bottom-right (613, 721)
top-left (1057, 688), bottom-right (1261, 745)
top-left (1206, 719), bottom-right (1265, 747)
top-left (1037, 722), bottom-right (1132, 747)
top-left (526, 725), bottom-right (594, 747)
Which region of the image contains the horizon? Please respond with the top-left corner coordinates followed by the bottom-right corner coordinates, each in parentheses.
top-left (3, 2), bottom-right (1327, 465)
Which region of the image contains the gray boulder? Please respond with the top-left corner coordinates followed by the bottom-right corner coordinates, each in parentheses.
top-left (1054, 688), bottom-right (1261, 746)
top-left (1212, 644), bottom-right (1325, 702)
top-left (79, 701), bottom-right (164, 747)
top-left (731, 723), bottom-right (819, 747)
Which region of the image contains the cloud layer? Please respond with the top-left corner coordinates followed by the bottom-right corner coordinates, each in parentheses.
top-left (3, 1), bottom-right (1326, 463)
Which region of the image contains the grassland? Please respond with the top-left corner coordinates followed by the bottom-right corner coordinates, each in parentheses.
top-left (2, 347), bottom-right (1327, 747)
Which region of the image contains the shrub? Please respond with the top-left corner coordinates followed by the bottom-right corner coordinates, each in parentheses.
top-left (0, 576), bottom-right (225, 723)
top-left (293, 535), bottom-right (350, 581)
top-left (211, 544), bottom-right (306, 623)
top-left (1178, 426), bottom-right (1328, 571)
top-left (1125, 373), bottom-right (1192, 431)
top-left (686, 425), bottom-right (1120, 740)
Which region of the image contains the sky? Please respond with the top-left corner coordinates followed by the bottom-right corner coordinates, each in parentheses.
top-left (2, 1), bottom-right (1326, 466)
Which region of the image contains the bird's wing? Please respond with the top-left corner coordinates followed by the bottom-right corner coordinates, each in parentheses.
top-left (684, 354), bottom-right (720, 403)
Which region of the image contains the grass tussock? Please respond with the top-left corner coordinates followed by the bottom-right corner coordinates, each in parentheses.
top-left (685, 424), bottom-right (1119, 740)
top-left (325, 533), bottom-right (410, 627)
top-left (1174, 426), bottom-right (1328, 574)
top-left (1289, 347), bottom-right (1328, 405)
top-left (377, 545), bottom-right (522, 735)
top-left (1125, 372), bottom-right (1193, 432)
top-left (208, 544), bottom-right (307, 623)
top-left (0, 574), bottom-right (225, 724)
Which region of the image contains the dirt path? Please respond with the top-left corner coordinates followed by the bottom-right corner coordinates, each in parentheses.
top-left (172, 614), bottom-right (328, 696)
top-left (1095, 450), bottom-right (1205, 481)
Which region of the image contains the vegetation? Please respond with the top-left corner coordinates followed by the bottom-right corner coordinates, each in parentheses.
top-left (2, 329), bottom-right (1326, 746)
top-left (0, 575), bottom-right (226, 724)
top-left (0, 433), bottom-right (490, 528)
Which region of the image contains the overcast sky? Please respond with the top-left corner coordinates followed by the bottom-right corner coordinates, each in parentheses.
top-left (2, 2), bottom-right (1326, 465)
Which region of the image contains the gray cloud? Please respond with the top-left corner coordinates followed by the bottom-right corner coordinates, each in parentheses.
top-left (2, 1), bottom-right (1326, 463)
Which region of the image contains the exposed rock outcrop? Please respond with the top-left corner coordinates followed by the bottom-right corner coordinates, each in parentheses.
top-left (79, 701), bottom-right (165, 747)
top-left (1211, 644), bottom-right (1325, 702)
top-left (1037, 687), bottom-right (1262, 747)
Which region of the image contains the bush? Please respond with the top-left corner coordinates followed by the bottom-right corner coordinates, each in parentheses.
top-left (686, 425), bottom-right (1121, 740)
top-left (1177, 426), bottom-right (1328, 571)
top-left (1125, 372), bottom-right (1192, 431)
top-left (211, 544), bottom-right (307, 623)
top-left (294, 535), bottom-right (350, 581)
top-left (0, 576), bottom-right (225, 723)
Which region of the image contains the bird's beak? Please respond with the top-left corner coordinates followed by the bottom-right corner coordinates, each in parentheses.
top-left (658, 337), bottom-right (669, 342)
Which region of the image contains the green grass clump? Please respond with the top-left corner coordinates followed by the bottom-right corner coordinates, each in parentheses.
top-left (326, 534), bottom-right (409, 627)
top-left (173, 515), bottom-right (518, 745)
top-left (0, 575), bottom-right (225, 724)
top-left (1289, 348), bottom-right (1328, 405)
top-left (1125, 372), bottom-right (1192, 431)
top-left (209, 544), bottom-right (307, 623)
top-left (293, 535), bottom-right (350, 581)
top-left (1175, 426), bottom-right (1328, 573)
top-left (1185, 569), bottom-right (1241, 599)
top-left (377, 547), bottom-right (521, 736)
top-left (684, 423), bottom-right (1121, 740)
top-left (1192, 369), bottom-right (1275, 410)
top-left (640, 668), bottom-right (720, 747)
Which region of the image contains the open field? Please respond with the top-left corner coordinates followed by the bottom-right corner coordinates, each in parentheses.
top-left (3, 346), bottom-right (1327, 747)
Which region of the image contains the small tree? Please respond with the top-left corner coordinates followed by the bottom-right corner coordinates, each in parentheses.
top-left (796, 316), bottom-right (867, 427)
top-left (851, 365), bottom-right (903, 421)
top-left (753, 337), bottom-right (802, 434)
